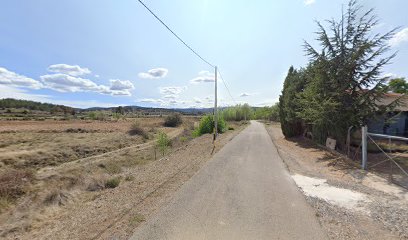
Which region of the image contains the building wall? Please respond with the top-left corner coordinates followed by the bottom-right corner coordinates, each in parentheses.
top-left (368, 112), bottom-right (408, 137)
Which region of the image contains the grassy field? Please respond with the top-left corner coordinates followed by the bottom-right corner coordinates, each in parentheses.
top-left (0, 115), bottom-right (246, 239)
top-left (0, 117), bottom-right (195, 211)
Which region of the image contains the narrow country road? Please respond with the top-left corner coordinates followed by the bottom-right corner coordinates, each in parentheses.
top-left (130, 121), bottom-right (327, 240)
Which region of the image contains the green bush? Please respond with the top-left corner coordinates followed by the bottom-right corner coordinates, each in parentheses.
top-left (164, 113), bottom-right (183, 127)
top-left (88, 111), bottom-right (108, 121)
top-left (193, 115), bottom-right (227, 137)
top-left (105, 177), bottom-right (120, 188)
top-left (156, 132), bottom-right (171, 156)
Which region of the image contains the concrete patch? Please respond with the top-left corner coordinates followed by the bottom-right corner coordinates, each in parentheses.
top-left (292, 174), bottom-right (369, 210)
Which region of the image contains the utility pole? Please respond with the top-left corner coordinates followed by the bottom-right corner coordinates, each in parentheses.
top-left (214, 66), bottom-right (218, 141)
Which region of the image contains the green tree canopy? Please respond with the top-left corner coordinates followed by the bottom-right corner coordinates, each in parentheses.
top-left (388, 78), bottom-right (408, 94)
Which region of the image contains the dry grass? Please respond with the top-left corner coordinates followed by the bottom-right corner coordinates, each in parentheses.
top-left (128, 122), bottom-right (149, 139)
top-left (0, 116), bottom-right (198, 238)
top-left (0, 169), bottom-right (33, 212)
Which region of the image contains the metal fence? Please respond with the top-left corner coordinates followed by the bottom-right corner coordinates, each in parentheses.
top-left (361, 126), bottom-right (408, 187)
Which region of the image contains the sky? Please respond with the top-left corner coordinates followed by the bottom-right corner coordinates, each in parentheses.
top-left (0, 0), bottom-right (407, 109)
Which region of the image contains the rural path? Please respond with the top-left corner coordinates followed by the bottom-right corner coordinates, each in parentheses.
top-left (130, 121), bottom-right (327, 240)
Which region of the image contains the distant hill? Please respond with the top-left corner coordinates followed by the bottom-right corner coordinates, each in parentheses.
top-left (0, 98), bottom-right (75, 113)
top-left (0, 98), bottom-right (215, 115)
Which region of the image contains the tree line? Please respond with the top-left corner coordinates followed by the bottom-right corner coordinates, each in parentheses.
top-left (279, 0), bottom-right (399, 149)
top-left (221, 103), bottom-right (279, 122)
top-left (0, 98), bottom-right (75, 114)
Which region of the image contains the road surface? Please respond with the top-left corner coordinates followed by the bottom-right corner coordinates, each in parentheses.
top-left (130, 121), bottom-right (327, 240)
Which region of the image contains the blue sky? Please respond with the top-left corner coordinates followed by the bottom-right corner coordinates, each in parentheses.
top-left (0, 0), bottom-right (407, 108)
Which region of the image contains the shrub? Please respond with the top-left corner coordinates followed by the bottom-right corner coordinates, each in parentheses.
top-left (128, 122), bottom-right (149, 139)
top-left (192, 115), bottom-right (227, 137)
top-left (164, 113), bottom-right (183, 127)
top-left (88, 111), bottom-right (107, 121)
top-left (105, 177), bottom-right (120, 188)
top-left (156, 132), bottom-right (171, 156)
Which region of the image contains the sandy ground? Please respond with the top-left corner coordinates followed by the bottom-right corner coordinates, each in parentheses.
top-left (0, 123), bottom-right (246, 240)
top-left (266, 123), bottom-right (408, 240)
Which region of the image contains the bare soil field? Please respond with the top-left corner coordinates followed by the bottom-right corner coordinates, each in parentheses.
top-left (266, 123), bottom-right (408, 240)
top-left (0, 117), bottom-right (246, 239)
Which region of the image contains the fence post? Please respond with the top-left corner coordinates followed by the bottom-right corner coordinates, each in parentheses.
top-left (362, 125), bottom-right (368, 170)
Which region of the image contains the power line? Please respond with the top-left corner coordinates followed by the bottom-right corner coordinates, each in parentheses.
top-left (137, 0), bottom-right (215, 68)
top-left (217, 69), bottom-right (237, 106)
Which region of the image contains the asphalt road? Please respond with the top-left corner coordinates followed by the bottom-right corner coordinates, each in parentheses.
top-left (130, 121), bottom-right (327, 240)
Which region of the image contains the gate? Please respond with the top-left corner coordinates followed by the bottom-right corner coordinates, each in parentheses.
top-left (361, 126), bottom-right (408, 188)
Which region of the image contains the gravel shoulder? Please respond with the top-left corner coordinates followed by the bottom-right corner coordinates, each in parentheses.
top-left (265, 123), bottom-right (408, 240)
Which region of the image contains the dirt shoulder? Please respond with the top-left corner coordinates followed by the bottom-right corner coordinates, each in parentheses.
top-left (1, 122), bottom-right (246, 240)
top-left (265, 123), bottom-right (408, 240)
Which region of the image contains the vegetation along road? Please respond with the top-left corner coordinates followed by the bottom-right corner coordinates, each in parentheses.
top-left (130, 121), bottom-right (328, 240)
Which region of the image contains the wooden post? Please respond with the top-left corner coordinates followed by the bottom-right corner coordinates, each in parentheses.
top-left (362, 125), bottom-right (368, 170)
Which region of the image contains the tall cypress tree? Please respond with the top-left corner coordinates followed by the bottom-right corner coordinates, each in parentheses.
top-left (279, 66), bottom-right (306, 137)
top-left (298, 0), bottom-right (397, 147)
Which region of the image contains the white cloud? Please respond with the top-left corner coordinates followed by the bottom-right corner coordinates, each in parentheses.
top-left (138, 68), bottom-right (168, 79)
top-left (0, 85), bottom-right (124, 108)
top-left (304, 0), bottom-right (315, 5)
top-left (47, 64), bottom-right (91, 76)
top-left (1, 64), bottom-right (134, 97)
top-left (40, 74), bottom-right (134, 96)
top-left (0, 85), bottom-right (50, 102)
top-left (389, 28), bottom-right (408, 47)
top-left (0, 67), bottom-right (43, 89)
top-left (41, 73), bottom-right (104, 93)
top-left (159, 86), bottom-right (187, 95)
top-left (109, 79), bottom-right (134, 91)
top-left (109, 79), bottom-right (135, 96)
top-left (240, 93), bottom-right (251, 97)
top-left (190, 71), bottom-right (215, 84)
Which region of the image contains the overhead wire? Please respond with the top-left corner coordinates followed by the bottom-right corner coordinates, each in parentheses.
top-left (217, 69), bottom-right (238, 106)
top-left (137, 0), bottom-right (215, 68)
top-left (137, 0), bottom-right (238, 107)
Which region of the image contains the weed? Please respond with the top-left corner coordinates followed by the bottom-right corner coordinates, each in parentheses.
top-left (156, 132), bottom-right (171, 156)
top-left (105, 177), bottom-right (121, 188)
top-left (130, 213), bottom-right (145, 225)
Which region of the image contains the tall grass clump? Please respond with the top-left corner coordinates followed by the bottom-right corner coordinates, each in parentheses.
top-left (128, 122), bottom-right (149, 139)
top-left (193, 115), bottom-right (227, 137)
